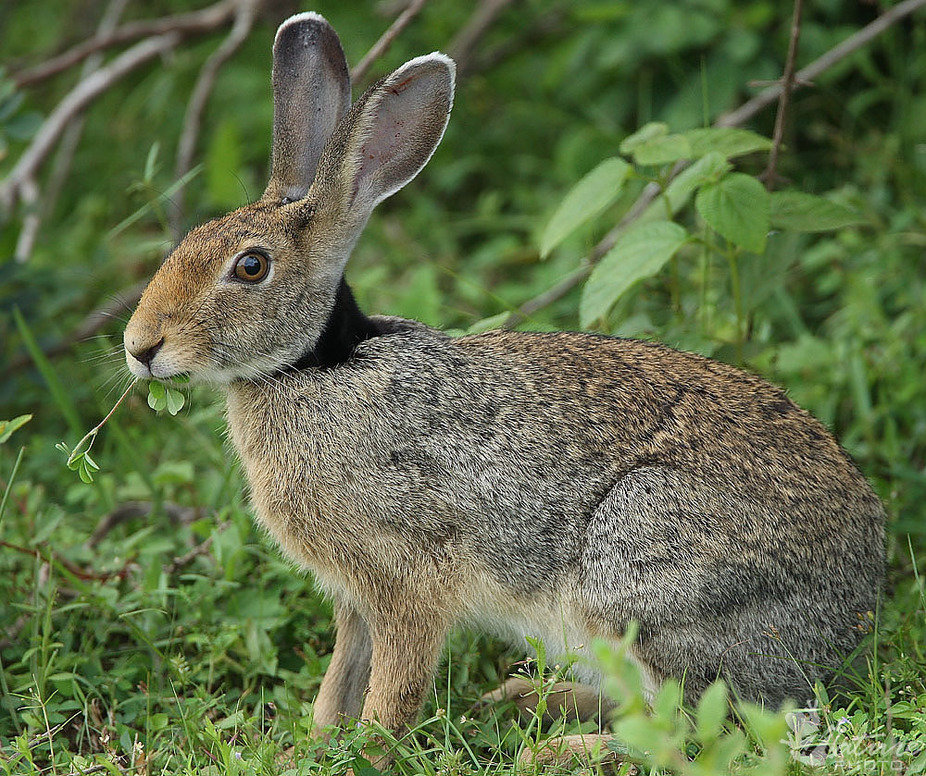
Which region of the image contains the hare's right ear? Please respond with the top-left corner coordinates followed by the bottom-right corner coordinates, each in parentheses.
top-left (265, 13), bottom-right (351, 203)
top-left (310, 53), bottom-right (455, 230)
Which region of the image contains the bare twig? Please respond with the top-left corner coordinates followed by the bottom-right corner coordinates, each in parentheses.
top-left (87, 500), bottom-right (199, 549)
top-left (0, 32), bottom-right (182, 214)
top-left (467, 9), bottom-right (565, 76)
top-left (9, 281), bottom-right (146, 373)
top-left (15, 0), bottom-right (130, 263)
top-left (171, 0), bottom-right (260, 232)
top-left (351, 0), bottom-right (431, 84)
top-left (11, 0), bottom-right (236, 89)
top-left (762, 0), bottom-right (804, 190)
top-left (13, 178), bottom-right (40, 263)
top-left (717, 0), bottom-right (926, 128)
top-left (502, 0), bottom-right (926, 328)
top-left (163, 520), bottom-right (231, 575)
top-left (449, 0), bottom-right (518, 74)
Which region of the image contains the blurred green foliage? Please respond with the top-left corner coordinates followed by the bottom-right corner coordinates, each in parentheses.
top-left (1, 0), bottom-right (925, 773)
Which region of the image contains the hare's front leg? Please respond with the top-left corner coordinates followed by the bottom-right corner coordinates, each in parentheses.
top-left (360, 609), bottom-right (450, 735)
top-left (313, 601), bottom-right (373, 730)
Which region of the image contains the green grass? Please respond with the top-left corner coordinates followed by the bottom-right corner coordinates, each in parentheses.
top-left (3, 0), bottom-right (926, 772)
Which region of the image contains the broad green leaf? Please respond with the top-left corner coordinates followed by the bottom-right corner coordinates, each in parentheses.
top-left (148, 381), bottom-right (167, 412)
top-left (696, 172), bottom-right (769, 252)
top-left (683, 127), bottom-right (772, 159)
top-left (165, 388), bottom-right (186, 416)
top-left (0, 414), bottom-right (32, 444)
top-left (653, 152), bottom-right (731, 219)
top-left (621, 121), bottom-right (692, 165)
top-left (695, 680), bottom-right (729, 742)
top-left (620, 122), bottom-right (669, 154)
top-left (770, 191), bottom-right (865, 232)
top-left (630, 134), bottom-right (692, 166)
top-left (540, 157), bottom-right (631, 257)
top-left (580, 221), bottom-right (688, 327)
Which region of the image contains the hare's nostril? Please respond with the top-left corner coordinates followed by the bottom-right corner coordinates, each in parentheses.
top-left (129, 336), bottom-right (165, 367)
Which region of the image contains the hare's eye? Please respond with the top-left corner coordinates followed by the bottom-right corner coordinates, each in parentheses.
top-left (234, 252), bottom-right (269, 283)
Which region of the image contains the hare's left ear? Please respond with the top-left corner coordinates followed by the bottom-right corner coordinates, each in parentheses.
top-left (265, 12), bottom-right (351, 202)
top-left (311, 53), bottom-right (455, 224)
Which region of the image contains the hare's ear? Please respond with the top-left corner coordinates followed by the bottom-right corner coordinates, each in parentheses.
top-left (312, 53), bottom-right (455, 224)
top-left (265, 13), bottom-right (351, 202)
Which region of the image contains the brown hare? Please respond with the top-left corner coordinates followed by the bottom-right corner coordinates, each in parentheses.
top-left (124, 10), bottom-right (885, 761)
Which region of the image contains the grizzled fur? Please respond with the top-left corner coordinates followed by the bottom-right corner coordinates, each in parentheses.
top-left (124, 12), bottom-right (885, 752)
top-left (226, 324), bottom-right (884, 710)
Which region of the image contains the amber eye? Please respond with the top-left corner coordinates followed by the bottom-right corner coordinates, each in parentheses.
top-left (233, 252), bottom-right (269, 283)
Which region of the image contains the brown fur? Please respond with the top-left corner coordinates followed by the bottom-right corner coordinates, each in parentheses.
top-left (123, 12), bottom-right (885, 761)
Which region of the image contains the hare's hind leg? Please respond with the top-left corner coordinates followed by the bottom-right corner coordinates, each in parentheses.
top-left (361, 613), bottom-right (451, 733)
top-left (519, 733), bottom-right (625, 772)
top-left (482, 676), bottom-right (613, 724)
top-left (313, 601), bottom-right (373, 730)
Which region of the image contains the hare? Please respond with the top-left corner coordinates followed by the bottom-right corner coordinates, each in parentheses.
top-left (124, 10), bottom-right (884, 755)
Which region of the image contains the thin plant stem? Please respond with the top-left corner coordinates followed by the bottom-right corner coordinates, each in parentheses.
top-left (727, 249), bottom-right (744, 361)
top-left (66, 379), bottom-right (137, 466)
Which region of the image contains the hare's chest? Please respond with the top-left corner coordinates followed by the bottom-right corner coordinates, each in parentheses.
top-left (223, 382), bottom-right (390, 566)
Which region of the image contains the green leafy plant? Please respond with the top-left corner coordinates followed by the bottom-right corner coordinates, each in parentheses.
top-left (56, 377), bottom-right (188, 483)
top-left (0, 414), bottom-right (32, 445)
top-left (147, 377), bottom-right (188, 415)
top-left (540, 122), bottom-right (866, 333)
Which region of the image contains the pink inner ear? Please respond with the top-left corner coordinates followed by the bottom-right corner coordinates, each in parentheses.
top-left (353, 65), bottom-right (449, 203)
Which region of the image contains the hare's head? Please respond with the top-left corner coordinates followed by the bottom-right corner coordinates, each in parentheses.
top-left (124, 13), bottom-right (454, 383)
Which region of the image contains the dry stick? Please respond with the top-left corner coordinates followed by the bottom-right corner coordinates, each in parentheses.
top-left (170, 0), bottom-right (260, 233)
top-left (449, 0), bottom-right (518, 74)
top-left (11, 0), bottom-right (235, 89)
top-left (12, 178), bottom-right (39, 264)
top-left (501, 0), bottom-right (926, 329)
top-left (0, 32), bottom-right (182, 214)
top-left (351, 0), bottom-right (431, 84)
top-left (88, 500), bottom-right (199, 550)
top-left (717, 0), bottom-right (926, 128)
top-left (15, 0), bottom-right (130, 263)
top-left (9, 280), bottom-right (147, 373)
top-left (761, 0), bottom-right (804, 190)
top-left (163, 520), bottom-right (231, 575)
top-left (468, 9), bottom-right (565, 76)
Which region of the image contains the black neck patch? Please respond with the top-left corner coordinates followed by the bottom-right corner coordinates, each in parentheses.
top-left (289, 279), bottom-right (380, 371)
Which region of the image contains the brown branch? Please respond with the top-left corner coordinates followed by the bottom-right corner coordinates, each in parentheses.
top-left (171, 0), bottom-right (260, 232)
top-left (449, 0), bottom-right (518, 75)
top-left (466, 9), bottom-right (565, 77)
top-left (14, 0), bottom-right (130, 263)
top-left (0, 32), bottom-right (182, 214)
top-left (761, 0), bottom-right (804, 190)
top-left (13, 178), bottom-right (40, 264)
top-left (351, 0), bottom-right (431, 84)
top-left (87, 500), bottom-right (199, 549)
top-left (163, 520), bottom-right (230, 575)
top-left (717, 0), bottom-right (926, 128)
top-left (9, 281), bottom-right (146, 373)
top-left (502, 0), bottom-right (926, 328)
top-left (11, 0), bottom-right (236, 89)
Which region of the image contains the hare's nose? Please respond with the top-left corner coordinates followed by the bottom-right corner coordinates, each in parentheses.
top-left (128, 337), bottom-right (165, 367)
